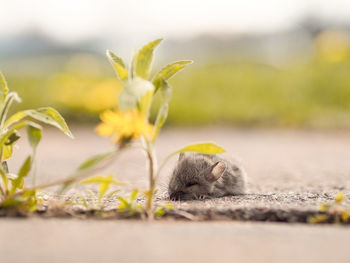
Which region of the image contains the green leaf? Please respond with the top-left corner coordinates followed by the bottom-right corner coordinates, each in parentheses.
top-left (0, 120), bottom-right (29, 148)
top-left (153, 60), bottom-right (193, 91)
top-left (4, 111), bottom-right (26, 128)
top-left (99, 182), bottom-right (109, 201)
top-left (176, 143), bottom-right (226, 154)
top-left (134, 38), bottom-right (163, 79)
top-left (0, 121), bottom-right (43, 157)
top-left (106, 50), bottom-right (129, 81)
top-left (77, 152), bottom-right (115, 172)
top-left (0, 72), bottom-right (9, 103)
top-left (27, 123), bottom-right (42, 150)
top-left (130, 189), bottom-right (138, 201)
top-left (82, 174), bottom-right (120, 202)
top-left (118, 77), bottom-right (155, 110)
top-left (163, 202), bottom-right (174, 210)
top-left (152, 80), bottom-right (171, 141)
top-left (0, 195), bottom-right (23, 208)
top-left (0, 166), bottom-right (9, 192)
top-left (117, 196), bottom-right (129, 209)
top-left (2, 144), bottom-right (13, 160)
top-left (1, 189), bottom-right (37, 210)
top-left (0, 92), bottom-right (21, 127)
top-left (152, 104), bottom-right (168, 142)
top-left (5, 107), bottom-right (73, 138)
top-left (27, 107), bottom-right (73, 138)
top-left (10, 156), bottom-right (32, 194)
top-left (155, 207), bottom-right (165, 216)
top-left (138, 90), bottom-right (154, 116)
top-left (80, 174), bottom-right (122, 185)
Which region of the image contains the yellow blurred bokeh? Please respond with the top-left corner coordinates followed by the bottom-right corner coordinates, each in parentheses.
top-left (316, 30), bottom-right (350, 63)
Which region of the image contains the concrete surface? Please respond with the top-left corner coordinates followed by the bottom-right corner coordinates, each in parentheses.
top-left (7, 126), bottom-right (349, 209)
top-left (1, 219), bottom-right (349, 263)
top-left (1, 126), bottom-right (350, 263)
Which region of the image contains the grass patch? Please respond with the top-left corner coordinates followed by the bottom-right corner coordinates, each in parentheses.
top-left (5, 55), bottom-right (350, 128)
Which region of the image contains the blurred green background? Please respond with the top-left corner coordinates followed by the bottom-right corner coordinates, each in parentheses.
top-left (1, 23), bottom-right (350, 129)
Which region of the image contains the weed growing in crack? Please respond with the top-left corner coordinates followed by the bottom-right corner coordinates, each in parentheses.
top-left (0, 39), bottom-right (226, 219)
top-left (308, 193), bottom-right (350, 224)
top-left (0, 72), bottom-right (73, 211)
top-left (88, 39), bottom-right (225, 218)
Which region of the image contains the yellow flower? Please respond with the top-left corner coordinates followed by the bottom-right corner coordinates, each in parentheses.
top-left (335, 193), bottom-right (345, 203)
top-left (96, 109), bottom-right (153, 144)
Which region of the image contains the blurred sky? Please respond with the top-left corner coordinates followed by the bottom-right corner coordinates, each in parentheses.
top-left (2, 0), bottom-right (350, 44)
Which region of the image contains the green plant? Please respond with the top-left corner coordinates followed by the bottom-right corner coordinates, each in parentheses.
top-left (92, 38), bottom-right (226, 218)
top-left (155, 202), bottom-right (174, 218)
top-left (0, 72), bottom-right (73, 210)
top-left (308, 193), bottom-right (350, 224)
top-left (79, 174), bottom-right (122, 209)
top-left (76, 171), bottom-right (175, 218)
top-left (0, 39), bottom-right (226, 218)
top-left (117, 189), bottom-right (144, 216)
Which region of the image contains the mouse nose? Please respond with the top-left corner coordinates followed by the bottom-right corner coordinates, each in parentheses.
top-left (170, 191), bottom-right (185, 201)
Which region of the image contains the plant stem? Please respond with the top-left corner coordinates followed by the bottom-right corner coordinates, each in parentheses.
top-left (141, 136), bottom-right (160, 219)
top-left (0, 169), bottom-right (8, 195)
top-left (2, 147), bottom-right (123, 202)
top-left (145, 146), bottom-right (156, 219)
top-left (0, 184), bottom-right (4, 197)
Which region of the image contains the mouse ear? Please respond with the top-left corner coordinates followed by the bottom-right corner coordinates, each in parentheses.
top-left (178, 153), bottom-right (185, 161)
top-left (210, 161), bottom-right (226, 181)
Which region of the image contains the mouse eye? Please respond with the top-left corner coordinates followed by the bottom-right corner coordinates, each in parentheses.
top-left (185, 182), bottom-right (197, 187)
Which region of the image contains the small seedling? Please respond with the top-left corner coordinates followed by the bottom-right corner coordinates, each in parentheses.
top-left (79, 174), bottom-right (122, 209)
top-left (0, 72), bottom-right (73, 210)
top-left (155, 202), bottom-right (174, 218)
top-left (308, 193), bottom-right (350, 224)
top-left (117, 189), bottom-right (144, 216)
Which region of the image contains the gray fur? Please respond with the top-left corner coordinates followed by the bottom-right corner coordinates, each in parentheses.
top-left (168, 153), bottom-right (247, 200)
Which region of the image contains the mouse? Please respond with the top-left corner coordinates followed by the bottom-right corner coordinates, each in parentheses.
top-left (168, 152), bottom-right (247, 201)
